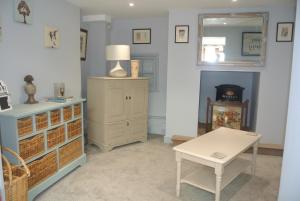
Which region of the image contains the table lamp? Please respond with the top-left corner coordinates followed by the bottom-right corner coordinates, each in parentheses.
top-left (106, 45), bottom-right (130, 77)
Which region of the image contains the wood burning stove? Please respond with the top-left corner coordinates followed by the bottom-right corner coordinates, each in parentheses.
top-left (215, 84), bottom-right (244, 102)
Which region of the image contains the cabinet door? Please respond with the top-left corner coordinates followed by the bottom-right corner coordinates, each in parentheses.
top-left (104, 121), bottom-right (128, 146)
top-left (104, 80), bottom-right (127, 122)
top-left (128, 117), bottom-right (147, 141)
top-left (127, 80), bottom-right (148, 118)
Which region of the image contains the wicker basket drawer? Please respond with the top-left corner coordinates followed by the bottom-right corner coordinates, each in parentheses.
top-left (67, 119), bottom-right (82, 139)
top-left (59, 138), bottom-right (82, 168)
top-left (27, 151), bottom-right (58, 189)
top-left (50, 109), bottom-right (61, 126)
top-left (73, 104), bottom-right (81, 117)
top-left (63, 106), bottom-right (72, 122)
top-left (47, 126), bottom-right (65, 149)
top-left (35, 113), bottom-right (48, 131)
top-left (19, 134), bottom-right (45, 161)
top-left (17, 117), bottom-right (33, 137)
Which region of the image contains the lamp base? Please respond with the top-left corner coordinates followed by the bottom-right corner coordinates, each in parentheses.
top-left (109, 61), bottom-right (127, 78)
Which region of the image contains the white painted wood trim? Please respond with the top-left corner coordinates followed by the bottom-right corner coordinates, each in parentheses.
top-left (82, 15), bottom-right (111, 23)
top-left (259, 143), bottom-right (283, 150)
top-left (181, 158), bottom-right (251, 193)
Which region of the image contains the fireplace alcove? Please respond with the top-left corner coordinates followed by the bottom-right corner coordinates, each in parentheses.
top-left (198, 71), bottom-right (260, 135)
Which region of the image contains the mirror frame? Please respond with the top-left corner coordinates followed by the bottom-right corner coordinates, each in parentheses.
top-left (197, 12), bottom-right (269, 67)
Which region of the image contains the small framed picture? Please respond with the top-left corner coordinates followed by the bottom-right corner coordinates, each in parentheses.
top-left (242, 32), bottom-right (262, 56)
top-left (132, 29), bottom-right (151, 44)
top-left (15, 0), bottom-right (33, 24)
top-left (175, 25), bottom-right (189, 43)
top-left (80, 29), bottom-right (88, 61)
top-left (0, 18), bottom-right (2, 42)
top-left (44, 26), bottom-right (60, 48)
top-left (0, 80), bottom-right (12, 112)
top-left (276, 22), bottom-right (294, 42)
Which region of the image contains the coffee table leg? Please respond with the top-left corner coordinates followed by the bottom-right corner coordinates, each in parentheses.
top-left (252, 142), bottom-right (258, 176)
top-left (176, 158), bottom-right (182, 197)
top-left (215, 166), bottom-right (224, 201)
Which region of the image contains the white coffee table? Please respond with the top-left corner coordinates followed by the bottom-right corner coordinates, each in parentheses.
top-left (173, 127), bottom-right (261, 201)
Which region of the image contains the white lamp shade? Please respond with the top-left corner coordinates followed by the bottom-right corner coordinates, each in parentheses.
top-left (106, 45), bottom-right (130, 61)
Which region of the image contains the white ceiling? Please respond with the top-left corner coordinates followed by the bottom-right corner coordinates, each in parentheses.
top-left (66, 0), bottom-right (296, 19)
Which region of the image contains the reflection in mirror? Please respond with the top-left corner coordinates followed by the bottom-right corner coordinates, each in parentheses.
top-left (198, 13), bottom-right (269, 66)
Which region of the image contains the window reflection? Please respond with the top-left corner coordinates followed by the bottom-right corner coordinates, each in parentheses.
top-left (202, 37), bottom-right (226, 63)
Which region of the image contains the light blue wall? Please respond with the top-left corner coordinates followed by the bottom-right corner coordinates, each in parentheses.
top-left (80, 17), bottom-right (169, 135)
top-left (80, 21), bottom-right (110, 99)
top-left (165, 6), bottom-right (295, 144)
top-left (279, 0), bottom-right (300, 200)
top-left (80, 20), bottom-right (110, 135)
top-left (110, 17), bottom-right (169, 135)
top-left (84, 22), bottom-right (110, 77)
top-left (0, 0), bottom-right (81, 104)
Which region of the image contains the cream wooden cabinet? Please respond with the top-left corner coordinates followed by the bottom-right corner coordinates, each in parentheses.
top-left (87, 77), bottom-right (149, 151)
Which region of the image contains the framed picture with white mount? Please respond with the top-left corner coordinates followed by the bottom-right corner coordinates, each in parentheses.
top-left (80, 29), bottom-right (88, 61)
top-left (175, 25), bottom-right (189, 43)
top-left (44, 26), bottom-right (60, 48)
top-left (276, 22), bottom-right (294, 42)
top-left (132, 28), bottom-right (151, 44)
top-left (242, 32), bottom-right (262, 56)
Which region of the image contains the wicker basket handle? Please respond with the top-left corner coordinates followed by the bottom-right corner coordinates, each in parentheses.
top-left (1, 154), bottom-right (13, 185)
top-left (1, 147), bottom-right (30, 176)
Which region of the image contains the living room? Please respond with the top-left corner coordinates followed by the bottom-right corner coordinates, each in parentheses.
top-left (0, 0), bottom-right (299, 200)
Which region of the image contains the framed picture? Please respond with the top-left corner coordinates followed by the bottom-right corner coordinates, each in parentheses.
top-left (242, 32), bottom-right (262, 56)
top-left (175, 25), bottom-right (189, 43)
top-left (15, 0), bottom-right (33, 24)
top-left (206, 98), bottom-right (248, 132)
top-left (0, 80), bottom-right (12, 112)
top-left (276, 22), bottom-right (294, 42)
top-left (44, 26), bottom-right (60, 48)
top-left (132, 29), bottom-right (151, 44)
top-left (0, 18), bottom-right (2, 42)
top-left (212, 105), bottom-right (242, 130)
top-left (80, 29), bottom-right (88, 61)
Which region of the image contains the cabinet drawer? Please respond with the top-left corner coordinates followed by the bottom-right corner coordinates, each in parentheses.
top-left (59, 137), bottom-right (82, 168)
top-left (28, 151), bottom-right (58, 189)
top-left (104, 121), bottom-right (127, 143)
top-left (19, 134), bottom-right (45, 160)
top-left (17, 116), bottom-right (33, 137)
top-left (73, 104), bottom-right (81, 117)
top-left (50, 109), bottom-right (61, 126)
top-left (63, 106), bottom-right (72, 121)
top-left (47, 126), bottom-right (65, 148)
top-left (36, 113), bottom-right (48, 131)
top-left (67, 119), bottom-right (82, 139)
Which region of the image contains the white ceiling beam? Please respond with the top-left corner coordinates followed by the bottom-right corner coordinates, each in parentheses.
top-left (82, 15), bottom-right (111, 23)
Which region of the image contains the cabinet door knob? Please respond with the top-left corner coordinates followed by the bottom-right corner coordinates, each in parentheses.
top-left (127, 121), bottom-right (129, 126)
top-left (126, 96), bottom-right (128, 100)
top-left (129, 96), bottom-right (131, 100)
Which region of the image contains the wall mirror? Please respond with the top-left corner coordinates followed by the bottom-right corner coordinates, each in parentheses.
top-left (198, 12), bottom-right (269, 67)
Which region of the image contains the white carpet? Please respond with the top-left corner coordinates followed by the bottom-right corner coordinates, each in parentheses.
top-left (35, 135), bottom-right (282, 201)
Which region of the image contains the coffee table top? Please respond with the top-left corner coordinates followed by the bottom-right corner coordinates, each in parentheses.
top-left (173, 127), bottom-right (261, 164)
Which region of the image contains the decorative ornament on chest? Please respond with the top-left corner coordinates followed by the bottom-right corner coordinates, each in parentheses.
top-left (24, 75), bottom-right (38, 104)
